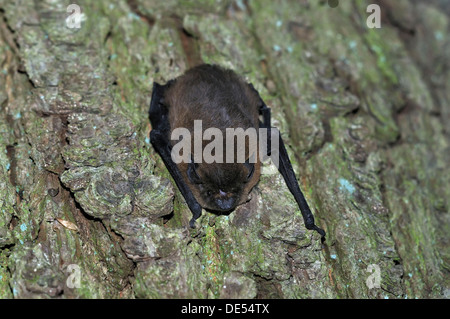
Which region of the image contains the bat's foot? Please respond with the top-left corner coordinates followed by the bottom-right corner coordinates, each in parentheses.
top-left (306, 224), bottom-right (326, 239)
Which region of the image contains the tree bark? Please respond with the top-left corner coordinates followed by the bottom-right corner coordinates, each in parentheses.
top-left (0, 0), bottom-right (448, 298)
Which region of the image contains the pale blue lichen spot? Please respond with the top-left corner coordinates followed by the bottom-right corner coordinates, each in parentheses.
top-left (338, 178), bottom-right (355, 195)
top-left (128, 12), bottom-right (141, 21)
top-left (235, 0), bottom-right (246, 11)
top-left (20, 223), bottom-right (27, 232)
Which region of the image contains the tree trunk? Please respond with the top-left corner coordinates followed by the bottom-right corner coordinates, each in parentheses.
top-left (0, 0), bottom-right (448, 299)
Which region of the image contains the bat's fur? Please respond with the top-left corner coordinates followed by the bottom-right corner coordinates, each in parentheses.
top-left (164, 64), bottom-right (261, 212)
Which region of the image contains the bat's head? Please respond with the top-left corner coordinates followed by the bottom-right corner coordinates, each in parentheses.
top-left (181, 158), bottom-right (261, 213)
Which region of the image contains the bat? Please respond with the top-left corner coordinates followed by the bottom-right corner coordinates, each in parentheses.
top-left (149, 64), bottom-right (325, 238)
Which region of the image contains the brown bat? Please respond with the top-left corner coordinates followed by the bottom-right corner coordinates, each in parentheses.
top-left (149, 64), bottom-right (325, 237)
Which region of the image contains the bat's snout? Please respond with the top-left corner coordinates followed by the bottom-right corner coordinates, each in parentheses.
top-left (214, 190), bottom-right (236, 211)
top-left (215, 198), bottom-right (235, 211)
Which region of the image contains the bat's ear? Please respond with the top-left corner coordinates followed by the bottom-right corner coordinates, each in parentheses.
top-left (244, 157), bottom-right (255, 181)
top-left (187, 157), bottom-right (202, 184)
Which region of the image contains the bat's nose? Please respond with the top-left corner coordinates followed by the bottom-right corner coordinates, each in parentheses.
top-left (219, 189), bottom-right (227, 197)
top-left (216, 196), bottom-right (235, 211)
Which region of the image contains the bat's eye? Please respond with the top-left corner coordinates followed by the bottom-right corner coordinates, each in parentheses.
top-left (206, 190), bottom-right (212, 196)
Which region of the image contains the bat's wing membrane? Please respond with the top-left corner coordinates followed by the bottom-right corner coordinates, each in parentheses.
top-left (149, 82), bottom-right (202, 227)
top-left (249, 83), bottom-right (326, 238)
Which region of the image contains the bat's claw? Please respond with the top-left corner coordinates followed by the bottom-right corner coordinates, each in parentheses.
top-left (314, 226), bottom-right (326, 239)
top-left (189, 218), bottom-right (197, 229)
top-left (306, 223), bottom-right (326, 239)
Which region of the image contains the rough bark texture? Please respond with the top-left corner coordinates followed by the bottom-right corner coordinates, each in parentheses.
top-left (0, 0), bottom-right (448, 299)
